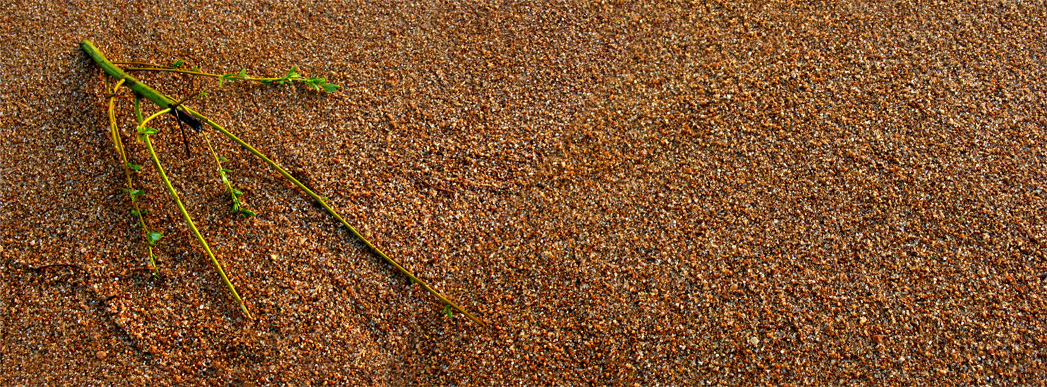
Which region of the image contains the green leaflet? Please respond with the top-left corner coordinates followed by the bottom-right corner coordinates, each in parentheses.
top-left (146, 231), bottom-right (163, 245)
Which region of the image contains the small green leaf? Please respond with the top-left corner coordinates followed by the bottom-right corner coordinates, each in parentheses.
top-left (171, 59), bottom-right (184, 68)
top-left (146, 231), bottom-right (163, 246)
top-left (218, 156), bottom-right (229, 162)
top-left (131, 209), bottom-right (150, 217)
top-left (442, 304), bottom-right (453, 318)
top-left (231, 189), bottom-right (244, 197)
top-left (128, 189), bottom-right (145, 199)
top-left (127, 163), bottom-right (143, 172)
top-left (238, 68), bottom-right (247, 77)
top-left (220, 168), bottom-right (233, 174)
top-left (322, 84), bottom-right (341, 93)
top-left (191, 65), bottom-right (199, 71)
top-left (137, 126), bottom-right (159, 135)
top-left (239, 209), bottom-right (257, 217)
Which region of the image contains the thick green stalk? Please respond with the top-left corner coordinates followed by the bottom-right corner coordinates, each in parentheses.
top-left (83, 39), bottom-right (485, 326)
top-left (82, 40), bottom-right (177, 109)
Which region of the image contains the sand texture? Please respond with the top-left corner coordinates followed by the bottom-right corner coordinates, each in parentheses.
top-left (2, 0), bottom-right (1046, 385)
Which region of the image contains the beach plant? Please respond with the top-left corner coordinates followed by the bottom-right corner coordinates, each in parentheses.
top-left (203, 135), bottom-right (256, 217)
top-left (107, 78), bottom-right (161, 279)
top-left (113, 59), bottom-right (340, 93)
top-left (83, 40), bottom-right (484, 326)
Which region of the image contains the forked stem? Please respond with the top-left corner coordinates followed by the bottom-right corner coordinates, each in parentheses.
top-left (108, 79), bottom-right (160, 278)
top-left (83, 39), bottom-right (484, 327)
top-left (137, 103), bottom-right (252, 318)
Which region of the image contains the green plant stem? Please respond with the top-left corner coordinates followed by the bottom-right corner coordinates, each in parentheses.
top-left (136, 102), bottom-right (251, 319)
top-left (134, 95), bottom-right (144, 122)
top-left (82, 40), bottom-right (178, 110)
top-left (121, 67), bottom-right (284, 82)
top-left (109, 80), bottom-right (159, 278)
top-left (113, 61), bottom-right (169, 68)
top-left (82, 39), bottom-right (481, 326)
top-left (123, 66), bottom-right (339, 92)
top-left (201, 131), bottom-right (245, 213)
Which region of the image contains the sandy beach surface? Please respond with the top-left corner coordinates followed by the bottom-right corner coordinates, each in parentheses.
top-left (1, 1), bottom-right (1045, 385)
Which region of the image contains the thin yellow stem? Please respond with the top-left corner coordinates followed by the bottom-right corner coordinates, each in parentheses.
top-left (112, 61), bottom-right (171, 68)
top-left (123, 67), bottom-right (224, 78)
top-left (139, 108), bottom-right (172, 127)
top-left (184, 106), bottom-right (486, 327)
top-left (122, 67), bottom-right (284, 82)
top-left (108, 79), bottom-right (159, 277)
top-left (138, 114), bottom-right (251, 318)
top-left (201, 132), bottom-right (242, 210)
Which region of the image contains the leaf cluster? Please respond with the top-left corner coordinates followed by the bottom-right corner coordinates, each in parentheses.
top-left (219, 66), bottom-right (340, 93)
top-left (124, 188), bottom-right (145, 201)
top-left (216, 156), bottom-right (256, 217)
top-left (136, 126), bottom-right (159, 143)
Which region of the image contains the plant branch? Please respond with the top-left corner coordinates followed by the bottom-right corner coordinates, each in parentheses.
top-left (83, 39), bottom-right (478, 326)
top-left (137, 110), bottom-right (251, 318)
top-left (182, 106), bottom-right (486, 327)
top-left (123, 67), bottom-right (225, 78)
top-left (202, 132), bottom-right (254, 217)
top-left (121, 66), bottom-right (341, 93)
top-left (109, 79), bottom-right (159, 278)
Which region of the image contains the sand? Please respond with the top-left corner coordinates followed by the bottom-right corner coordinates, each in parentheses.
top-left (1, 0), bottom-right (1045, 385)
